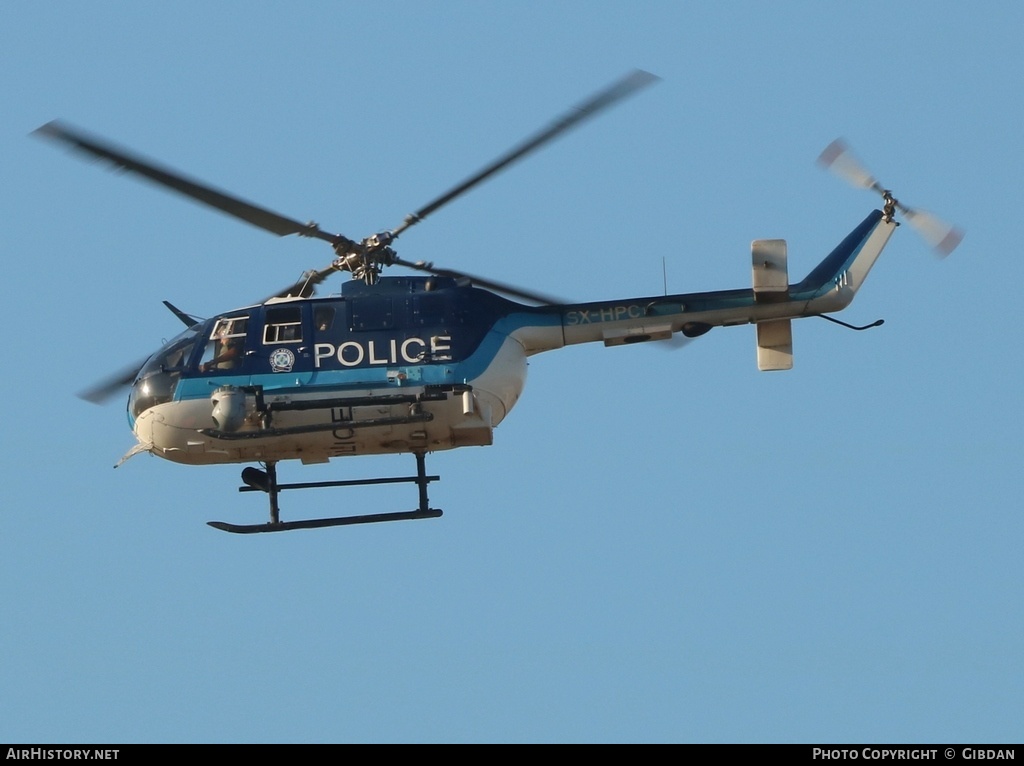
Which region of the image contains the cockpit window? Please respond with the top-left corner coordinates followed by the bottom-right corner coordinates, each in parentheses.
top-left (314, 306), bottom-right (336, 333)
top-left (200, 315), bottom-right (248, 373)
top-left (263, 306), bottom-right (302, 344)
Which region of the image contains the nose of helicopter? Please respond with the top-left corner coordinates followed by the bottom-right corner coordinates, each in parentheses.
top-left (129, 395), bottom-right (235, 466)
top-left (130, 404), bottom-right (198, 465)
top-left (130, 402), bottom-right (156, 444)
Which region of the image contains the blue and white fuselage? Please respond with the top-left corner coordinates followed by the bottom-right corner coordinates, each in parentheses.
top-left (127, 210), bottom-right (895, 466)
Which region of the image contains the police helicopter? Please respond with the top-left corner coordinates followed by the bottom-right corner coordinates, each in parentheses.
top-left (34, 70), bottom-right (963, 534)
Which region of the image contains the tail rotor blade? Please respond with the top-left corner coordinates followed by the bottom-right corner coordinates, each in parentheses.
top-left (902, 206), bottom-right (965, 257)
top-left (816, 138), bottom-right (882, 192)
top-left (818, 137), bottom-right (964, 257)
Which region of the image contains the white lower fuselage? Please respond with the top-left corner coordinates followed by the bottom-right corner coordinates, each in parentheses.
top-left (133, 331), bottom-right (530, 465)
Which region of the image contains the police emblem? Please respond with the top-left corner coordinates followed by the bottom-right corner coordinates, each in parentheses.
top-left (270, 348), bottom-right (296, 372)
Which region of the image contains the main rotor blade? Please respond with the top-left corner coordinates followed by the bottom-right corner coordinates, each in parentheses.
top-left (392, 257), bottom-right (565, 305)
top-left (390, 69), bottom-right (660, 239)
top-left (77, 358), bottom-right (149, 404)
top-left (33, 120), bottom-right (338, 244)
top-left (162, 300), bottom-right (201, 328)
top-left (261, 262), bottom-right (340, 303)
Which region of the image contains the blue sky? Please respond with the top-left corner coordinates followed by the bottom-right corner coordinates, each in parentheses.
top-left (1, 1), bottom-right (1021, 744)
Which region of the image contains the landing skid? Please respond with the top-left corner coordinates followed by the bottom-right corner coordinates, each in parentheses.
top-left (208, 508), bottom-right (442, 534)
top-left (208, 452), bottom-right (443, 534)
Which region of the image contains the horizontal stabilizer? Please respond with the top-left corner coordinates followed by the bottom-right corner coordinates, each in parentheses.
top-left (757, 319), bottom-right (793, 371)
top-left (752, 239), bottom-right (789, 303)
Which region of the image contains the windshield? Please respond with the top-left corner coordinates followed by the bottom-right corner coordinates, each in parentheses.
top-left (129, 325), bottom-right (203, 418)
top-left (138, 327), bottom-right (202, 378)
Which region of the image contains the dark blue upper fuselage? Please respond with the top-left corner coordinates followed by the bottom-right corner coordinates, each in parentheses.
top-left (127, 276), bottom-right (544, 422)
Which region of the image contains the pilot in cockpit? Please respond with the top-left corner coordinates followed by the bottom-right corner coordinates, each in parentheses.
top-left (202, 338), bottom-right (242, 371)
top-left (201, 320), bottom-right (245, 372)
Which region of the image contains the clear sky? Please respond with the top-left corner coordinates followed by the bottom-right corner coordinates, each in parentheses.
top-left (2, 1), bottom-right (1020, 745)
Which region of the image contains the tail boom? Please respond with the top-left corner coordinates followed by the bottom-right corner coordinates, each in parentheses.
top-left (509, 209), bottom-right (898, 369)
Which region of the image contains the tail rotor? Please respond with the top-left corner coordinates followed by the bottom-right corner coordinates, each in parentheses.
top-left (817, 138), bottom-right (964, 258)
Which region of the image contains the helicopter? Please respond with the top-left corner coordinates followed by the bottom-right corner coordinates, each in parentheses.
top-left (34, 70), bottom-right (963, 534)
